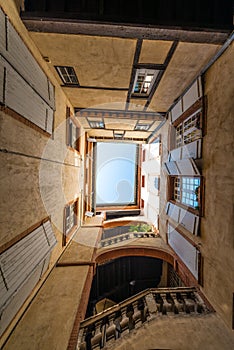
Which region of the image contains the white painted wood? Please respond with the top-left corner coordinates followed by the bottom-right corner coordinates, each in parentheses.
top-left (179, 208), bottom-right (199, 235)
top-left (169, 147), bottom-right (181, 162)
top-left (166, 202), bottom-right (200, 236)
top-left (6, 21), bottom-right (54, 109)
top-left (164, 161), bottom-right (180, 175)
top-left (183, 79), bottom-right (201, 112)
top-left (166, 202), bottom-right (180, 222)
top-left (0, 262), bottom-right (43, 337)
top-left (171, 100), bottom-right (183, 123)
top-left (168, 224), bottom-right (199, 279)
top-left (4, 60), bottom-right (54, 133)
top-left (0, 57), bottom-right (4, 103)
top-left (0, 220), bottom-right (56, 310)
top-left (176, 158), bottom-right (200, 176)
top-left (0, 8), bottom-right (6, 52)
top-left (181, 139), bottom-right (202, 159)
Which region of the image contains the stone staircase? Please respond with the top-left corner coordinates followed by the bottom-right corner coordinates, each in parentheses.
top-left (77, 287), bottom-right (211, 350)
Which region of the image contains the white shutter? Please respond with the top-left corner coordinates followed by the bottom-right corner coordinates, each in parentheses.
top-left (0, 8), bottom-right (55, 133)
top-left (176, 158), bottom-right (200, 176)
top-left (179, 207), bottom-right (199, 235)
top-left (0, 57), bottom-right (4, 103)
top-left (166, 202), bottom-right (199, 236)
top-left (0, 8), bottom-right (6, 52)
top-left (169, 147), bottom-right (182, 162)
top-left (0, 220), bottom-right (57, 336)
top-left (166, 202), bottom-right (180, 222)
top-left (171, 100), bottom-right (183, 123)
top-left (7, 21), bottom-right (54, 109)
top-left (168, 224), bottom-right (199, 279)
top-left (183, 78), bottom-right (202, 112)
top-left (164, 161), bottom-right (180, 175)
top-left (181, 139), bottom-right (202, 159)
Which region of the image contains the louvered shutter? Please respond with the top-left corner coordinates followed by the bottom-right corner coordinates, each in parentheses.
top-left (167, 224), bottom-right (200, 279)
top-left (0, 220), bottom-right (57, 336)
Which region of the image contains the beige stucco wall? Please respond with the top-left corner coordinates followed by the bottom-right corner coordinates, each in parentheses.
top-left (200, 41), bottom-right (234, 328)
top-left (0, 0), bottom-right (85, 342)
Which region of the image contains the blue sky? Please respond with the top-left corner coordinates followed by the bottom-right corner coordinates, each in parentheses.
top-left (96, 142), bottom-right (137, 205)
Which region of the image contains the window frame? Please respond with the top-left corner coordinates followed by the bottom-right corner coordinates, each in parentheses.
top-left (168, 175), bottom-right (203, 215)
top-left (66, 107), bottom-right (81, 152)
top-left (63, 199), bottom-right (79, 246)
top-left (55, 66), bottom-right (79, 85)
top-left (175, 109), bottom-right (202, 148)
top-left (131, 69), bottom-right (158, 97)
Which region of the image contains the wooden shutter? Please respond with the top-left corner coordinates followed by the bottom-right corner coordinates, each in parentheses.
top-left (164, 161), bottom-right (180, 175)
top-left (181, 139), bottom-right (202, 159)
top-left (170, 77), bottom-right (202, 124)
top-left (0, 8), bottom-right (55, 134)
top-left (176, 158), bottom-right (200, 176)
top-left (0, 220), bottom-right (57, 336)
top-left (166, 202), bottom-right (199, 236)
top-left (0, 8), bottom-right (6, 52)
top-left (183, 78), bottom-right (202, 112)
top-left (167, 224), bottom-right (200, 279)
top-left (170, 100), bottom-right (183, 123)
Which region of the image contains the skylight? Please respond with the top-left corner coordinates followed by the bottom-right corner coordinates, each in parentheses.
top-left (95, 142), bottom-right (138, 206)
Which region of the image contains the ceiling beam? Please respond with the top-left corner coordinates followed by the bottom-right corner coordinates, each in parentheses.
top-left (22, 18), bottom-right (230, 44)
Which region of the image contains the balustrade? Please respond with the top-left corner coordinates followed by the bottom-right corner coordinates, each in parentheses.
top-left (77, 287), bottom-right (211, 350)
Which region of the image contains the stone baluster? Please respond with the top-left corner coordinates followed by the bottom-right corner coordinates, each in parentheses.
top-left (145, 292), bottom-right (158, 320)
top-left (84, 323), bottom-right (96, 350)
top-left (113, 310), bottom-right (122, 339)
top-left (100, 315), bottom-right (110, 348)
top-left (193, 291), bottom-right (207, 313)
top-left (126, 303), bottom-right (135, 331)
top-left (160, 293), bottom-right (173, 314)
top-left (132, 301), bottom-right (141, 326)
top-left (120, 307), bottom-right (129, 334)
top-left (181, 292), bottom-right (194, 313)
top-left (170, 292), bottom-right (184, 314)
top-left (105, 314), bottom-right (116, 342)
top-left (137, 298), bottom-right (148, 323)
top-left (90, 321), bottom-right (102, 350)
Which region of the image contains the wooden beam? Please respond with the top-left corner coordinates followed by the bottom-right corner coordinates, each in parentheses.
top-left (22, 18), bottom-right (230, 44)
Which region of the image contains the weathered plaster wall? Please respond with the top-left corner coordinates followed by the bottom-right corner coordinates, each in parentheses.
top-left (200, 41), bottom-right (234, 328)
top-left (0, 0), bottom-right (85, 342)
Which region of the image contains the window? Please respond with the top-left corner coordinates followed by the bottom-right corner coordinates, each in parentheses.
top-left (176, 110), bottom-right (202, 148)
top-left (88, 120), bottom-right (105, 128)
top-left (132, 69), bottom-right (158, 96)
top-left (63, 200), bottom-right (78, 245)
top-left (67, 118), bottom-right (80, 151)
top-left (55, 66), bottom-right (79, 85)
top-left (113, 130), bottom-right (125, 139)
top-left (149, 136), bottom-right (161, 159)
top-left (172, 176), bottom-right (201, 210)
top-left (142, 175), bottom-right (145, 188)
top-left (142, 149), bottom-right (146, 162)
top-left (154, 177), bottom-right (160, 191)
top-left (135, 121), bottom-right (152, 131)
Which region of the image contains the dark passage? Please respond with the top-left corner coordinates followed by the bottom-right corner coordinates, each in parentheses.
top-left (86, 256), bottom-right (162, 317)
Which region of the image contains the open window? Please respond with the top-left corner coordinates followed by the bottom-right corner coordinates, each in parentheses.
top-left (66, 107), bottom-right (81, 152)
top-left (132, 69), bottom-right (159, 97)
top-left (55, 66), bottom-right (79, 85)
top-left (63, 199), bottom-right (79, 245)
top-left (168, 176), bottom-right (202, 214)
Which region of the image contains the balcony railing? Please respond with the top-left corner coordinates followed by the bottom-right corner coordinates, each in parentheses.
top-left (77, 287), bottom-right (211, 350)
top-left (99, 232), bottom-right (159, 248)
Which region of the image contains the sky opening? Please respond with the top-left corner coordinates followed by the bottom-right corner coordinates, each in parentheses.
top-left (95, 142), bottom-right (138, 206)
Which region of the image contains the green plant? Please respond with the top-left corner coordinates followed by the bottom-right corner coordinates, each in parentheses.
top-left (129, 223), bottom-right (152, 233)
